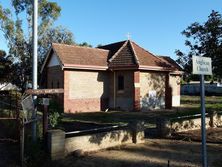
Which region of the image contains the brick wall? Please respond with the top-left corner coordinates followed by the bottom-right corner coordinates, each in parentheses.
top-left (169, 75), bottom-right (181, 96)
top-left (64, 70), bottom-right (109, 113)
top-left (46, 65), bottom-right (64, 106)
top-left (133, 71), bottom-right (140, 111)
top-left (47, 65), bottom-right (64, 89)
top-left (140, 71), bottom-right (166, 110)
top-left (169, 74), bottom-right (181, 106)
top-left (109, 71), bottom-right (134, 111)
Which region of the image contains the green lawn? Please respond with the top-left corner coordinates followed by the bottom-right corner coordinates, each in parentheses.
top-left (176, 95), bottom-right (222, 116)
top-left (61, 95), bottom-right (222, 125)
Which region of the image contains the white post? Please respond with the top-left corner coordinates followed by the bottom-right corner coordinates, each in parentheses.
top-left (32, 0), bottom-right (38, 142)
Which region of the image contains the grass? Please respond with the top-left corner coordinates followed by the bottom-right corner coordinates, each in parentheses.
top-left (61, 95), bottom-right (222, 126)
top-left (173, 95), bottom-right (222, 117)
top-left (62, 111), bottom-right (161, 125)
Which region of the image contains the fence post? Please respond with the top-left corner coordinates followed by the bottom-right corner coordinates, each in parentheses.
top-left (156, 117), bottom-right (171, 137)
top-left (20, 118), bottom-right (24, 167)
top-left (43, 104), bottom-right (48, 141)
top-left (129, 121), bottom-right (145, 144)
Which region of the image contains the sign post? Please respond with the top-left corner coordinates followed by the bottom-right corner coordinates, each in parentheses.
top-left (42, 98), bottom-right (49, 138)
top-left (192, 55), bottom-right (212, 167)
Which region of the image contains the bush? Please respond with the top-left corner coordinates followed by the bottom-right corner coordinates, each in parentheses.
top-left (47, 99), bottom-right (62, 128)
top-left (49, 112), bottom-right (60, 128)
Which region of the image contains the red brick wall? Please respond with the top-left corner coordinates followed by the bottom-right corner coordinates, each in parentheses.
top-left (109, 71), bottom-right (134, 111)
top-left (63, 70), bottom-right (109, 113)
top-left (133, 71), bottom-right (140, 111)
top-left (165, 73), bottom-right (172, 109)
top-left (47, 65), bottom-right (64, 89)
top-left (46, 65), bottom-right (64, 107)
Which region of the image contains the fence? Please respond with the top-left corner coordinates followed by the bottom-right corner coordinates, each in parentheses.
top-left (0, 90), bottom-right (21, 140)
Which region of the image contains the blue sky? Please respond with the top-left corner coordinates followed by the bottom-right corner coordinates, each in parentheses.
top-left (0, 0), bottom-right (222, 60)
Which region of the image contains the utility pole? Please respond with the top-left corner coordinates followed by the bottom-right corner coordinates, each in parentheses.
top-left (32, 0), bottom-right (38, 142)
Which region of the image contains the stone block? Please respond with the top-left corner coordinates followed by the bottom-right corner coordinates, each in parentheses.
top-left (47, 129), bottom-right (65, 160)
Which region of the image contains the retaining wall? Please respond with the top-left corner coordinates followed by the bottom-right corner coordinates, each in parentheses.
top-left (47, 122), bottom-right (145, 160)
top-left (157, 112), bottom-right (222, 137)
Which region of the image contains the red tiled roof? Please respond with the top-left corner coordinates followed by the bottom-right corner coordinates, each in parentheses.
top-left (107, 41), bottom-right (137, 68)
top-left (42, 40), bottom-right (182, 72)
top-left (130, 41), bottom-right (168, 68)
top-left (158, 56), bottom-right (183, 71)
top-left (52, 43), bottom-right (109, 68)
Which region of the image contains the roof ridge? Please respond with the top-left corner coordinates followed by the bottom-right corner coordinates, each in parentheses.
top-left (131, 41), bottom-right (163, 62)
top-left (52, 43), bottom-right (109, 52)
top-left (128, 40), bottom-right (140, 65)
top-left (98, 40), bottom-right (127, 48)
top-left (108, 40), bottom-right (128, 62)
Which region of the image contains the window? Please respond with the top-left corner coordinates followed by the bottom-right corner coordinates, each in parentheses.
top-left (57, 81), bottom-right (60, 88)
top-left (118, 75), bottom-right (124, 91)
top-left (51, 81), bottom-right (53, 88)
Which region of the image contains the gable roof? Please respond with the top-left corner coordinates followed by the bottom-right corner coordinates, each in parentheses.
top-left (98, 40), bottom-right (181, 71)
top-left (41, 40), bottom-right (182, 72)
top-left (41, 43), bottom-right (109, 72)
top-left (106, 40), bottom-right (138, 68)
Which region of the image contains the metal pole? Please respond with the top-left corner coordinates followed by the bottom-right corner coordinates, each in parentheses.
top-left (32, 0), bottom-right (38, 142)
top-left (200, 74), bottom-right (207, 167)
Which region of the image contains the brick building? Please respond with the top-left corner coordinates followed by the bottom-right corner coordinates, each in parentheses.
top-left (41, 40), bottom-right (182, 113)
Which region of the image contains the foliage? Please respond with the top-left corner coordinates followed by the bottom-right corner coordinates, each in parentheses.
top-left (48, 99), bottom-right (62, 128)
top-left (0, 50), bottom-right (13, 82)
top-left (0, 0), bottom-right (75, 91)
top-left (49, 111), bottom-right (60, 128)
top-left (78, 42), bottom-right (92, 47)
top-left (176, 10), bottom-right (222, 80)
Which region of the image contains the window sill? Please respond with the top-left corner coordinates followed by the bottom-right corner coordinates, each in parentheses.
top-left (117, 90), bottom-right (124, 94)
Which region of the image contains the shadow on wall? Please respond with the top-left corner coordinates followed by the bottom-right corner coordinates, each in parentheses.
top-left (97, 72), bottom-right (109, 111)
top-left (141, 73), bottom-right (166, 111)
top-left (88, 129), bottom-right (131, 145)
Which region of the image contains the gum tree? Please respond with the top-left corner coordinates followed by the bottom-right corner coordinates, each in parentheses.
top-left (176, 10), bottom-right (222, 82)
top-left (0, 0), bottom-right (74, 91)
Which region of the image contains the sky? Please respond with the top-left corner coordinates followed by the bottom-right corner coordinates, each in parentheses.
top-left (0, 0), bottom-right (222, 60)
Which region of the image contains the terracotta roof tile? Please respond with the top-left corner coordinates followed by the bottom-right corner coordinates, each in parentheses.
top-left (158, 56), bottom-right (183, 71)
top-left (98, 41), bottom-right (126, 60)
top-left (108, 41), bottom-right (137, 68)
top-left (42, 40), bottom-right (182, 72)
top-left (130, 41), bottom-right (169, 68)
top-left (52, 43), bottom-right (109, 68)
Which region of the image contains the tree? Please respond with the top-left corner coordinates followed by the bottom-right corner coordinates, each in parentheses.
top-left (176, 10), bottom-right (222, 81)
top-left (78, 42), bottom-right (92, 47)
top-left (0, 50), bottom-right (13, 82)
top-left (0, 0), bottom-right (74, 91)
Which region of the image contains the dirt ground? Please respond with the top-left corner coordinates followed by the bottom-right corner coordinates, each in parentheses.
top-left (44, 139), bottom-right (222, 167)
top-left (172, 128), bottom-right (222, 143)
top-left (1, 136), bottom-right (222, 167)
top-left (0, 141), bottom-right (19, 167)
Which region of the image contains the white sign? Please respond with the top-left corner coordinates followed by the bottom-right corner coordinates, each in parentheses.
top-left (192, 56), bottom-right (212, 75)
top-left (149, 90), bottom-right (157, 98)
top-left (21, 95), bottom-right (34, 122)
